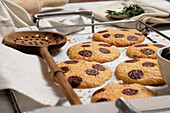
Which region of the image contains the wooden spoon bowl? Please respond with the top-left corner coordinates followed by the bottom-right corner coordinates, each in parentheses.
top-left (4, 31), bottom-right (67, 54)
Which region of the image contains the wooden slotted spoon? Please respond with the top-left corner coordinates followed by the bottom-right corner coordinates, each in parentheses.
top-left (3, 31), bottom-right (82, 105)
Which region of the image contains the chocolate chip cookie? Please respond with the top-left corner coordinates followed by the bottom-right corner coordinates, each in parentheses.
top-left (127, 43), bottom-right (166, 59)
top-left (92, 29), bottom-right (145, 47)
top-left (92, 83), bottom-right (157, 102)
top-left (67, 42), bottom-right (120, 63)
top-left (116, 58), bottom-right (165, 85)
top-left (56, 60), bottom-right (112, 88)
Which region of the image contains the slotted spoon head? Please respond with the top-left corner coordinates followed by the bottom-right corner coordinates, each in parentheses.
top-left (3, 31), bottom-right (67, 54)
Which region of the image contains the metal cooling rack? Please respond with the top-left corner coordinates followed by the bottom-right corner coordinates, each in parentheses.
top-left (8, 10), bottom-right (170, 113)
top-left (6, 89), bottom-right (22, 113)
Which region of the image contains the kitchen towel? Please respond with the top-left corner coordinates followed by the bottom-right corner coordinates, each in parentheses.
top-left (80, 0), bottom-right (170, 30)
top-left (0, 0), bottom-right (84, 110)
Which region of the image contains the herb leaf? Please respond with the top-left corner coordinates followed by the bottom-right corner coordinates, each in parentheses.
top-left (106, 4), bottom-right (145, 17)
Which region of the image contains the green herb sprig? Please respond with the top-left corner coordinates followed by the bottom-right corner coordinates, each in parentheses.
top-left (106, 4), bottom-right (145, 17)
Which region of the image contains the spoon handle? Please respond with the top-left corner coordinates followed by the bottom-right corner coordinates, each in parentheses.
top-left (40, 47), bottom-right (82, 105)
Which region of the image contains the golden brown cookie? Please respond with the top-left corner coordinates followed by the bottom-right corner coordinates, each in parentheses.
top-left (56, 60), bottom-right (112, 88)
top-left (116, 58), bottom-right (165, 85)
top-left (92, 83), bottom-right (157, 102)
top-left (92, 29), bottom-right (145, 47)
top-left (67, 42), bottom-right (120, 63)
top-left (127, 43), bottom-right (166, 59)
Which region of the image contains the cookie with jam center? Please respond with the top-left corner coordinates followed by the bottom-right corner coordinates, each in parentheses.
top-left (116, 58), bottom-right (165, 85)
top-left (92, 83), bottom-right (157, 102)
top-left (92, 29), bottom-right (145, 47)
top-left (127, 43), bottom-right (166, 59)
top-left (67, 41), bottom-right (120, 63)
top-left (53, 60), bottom-right (112, 88)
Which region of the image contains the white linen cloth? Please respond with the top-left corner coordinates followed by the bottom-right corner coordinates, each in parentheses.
top-left (0, 0), bottom-right (84, 108)
top-left (80, 0), bottom-right (170, 30)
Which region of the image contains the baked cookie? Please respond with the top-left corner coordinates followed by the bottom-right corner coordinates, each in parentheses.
top-left (127, 43), bottom-right (166, 59)
top-left (67, 42), bottom-right (120, 63)
top-left (92, 29), bottom-right (145, 47)
top-left (92, 83), bottom-right (157, 102)
top-left (116, 58), bottom-right (165, 85)
top-left (55, 60), bottom-right (112, 88)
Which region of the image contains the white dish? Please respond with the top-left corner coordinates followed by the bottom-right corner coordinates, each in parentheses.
top-left (157, 46), bottom-right (170, 89)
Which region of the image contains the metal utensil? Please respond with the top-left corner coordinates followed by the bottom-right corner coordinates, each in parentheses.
top-left (3, 31), bottom-right (82, 105)
top-left (116, 97), bottom-right (170, 113)
top-left (138, 20), bottom-right (170, 41)
top-left (6, 89), bottom-right (22, 113)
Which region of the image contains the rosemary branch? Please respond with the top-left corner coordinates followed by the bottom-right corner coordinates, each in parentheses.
top-left (106, 4), bottom-right (145, 17)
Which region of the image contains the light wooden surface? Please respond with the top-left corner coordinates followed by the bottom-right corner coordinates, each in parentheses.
top-left (69, 0), bottom-right (113, 3)
top-left (69, 0), bottom-right (170, 2)
top-left (10, 0), bottom-right (68, 14)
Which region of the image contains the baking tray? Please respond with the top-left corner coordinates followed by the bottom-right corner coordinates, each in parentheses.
top-left (9, 11), bottom-right (170, 113)
top-left (53, 19), bottom-right (170, 103)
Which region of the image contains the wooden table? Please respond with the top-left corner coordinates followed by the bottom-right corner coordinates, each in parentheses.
top-left (69, 0), bottom-right (170, 3)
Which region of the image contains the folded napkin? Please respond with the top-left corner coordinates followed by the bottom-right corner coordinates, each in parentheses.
top-left (0, 0), bottom-right (85, 110)
top-left (80, 0), bottom-right (170, 30)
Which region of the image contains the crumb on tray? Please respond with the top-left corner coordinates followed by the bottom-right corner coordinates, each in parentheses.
top-left (155, 34), bottom-right (159, 37)
top-left (88, 90), bottom-right (92, 93)
top-left (68, 39), bottom-right (71, 42)
top-left (87, 94), bottom-right (91, 98)
top-left (67, 36), bottom-right (77, 43)
top-left (56, 61), bottom-right (60, 64)
top-left (67, 35), bottom-right (72, 38)
top-left (79, 89), bottom-right (82, 92)
top-left (79, 96), bottom-right (84, 98)
top-left (88, 36), bottom-right (92, 39)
